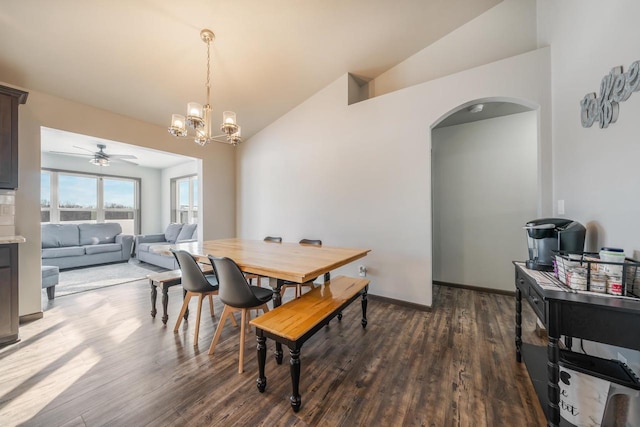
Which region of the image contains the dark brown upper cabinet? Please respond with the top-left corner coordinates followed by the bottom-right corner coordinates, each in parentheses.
top-left (0, 85), bottom-right (28, 190)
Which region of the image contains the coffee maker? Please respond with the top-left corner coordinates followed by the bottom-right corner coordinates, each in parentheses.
top-left (524, 218), bottom-right (586, 271)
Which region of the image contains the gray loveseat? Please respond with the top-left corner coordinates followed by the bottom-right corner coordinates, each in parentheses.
top-left (135, 223), bottom-right (197, 270)
top-left (42, 223), bottom-right (134, 270)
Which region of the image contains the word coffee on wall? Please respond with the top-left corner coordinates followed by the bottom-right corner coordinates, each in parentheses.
top-left (580, 60), bottom-right (640, 128)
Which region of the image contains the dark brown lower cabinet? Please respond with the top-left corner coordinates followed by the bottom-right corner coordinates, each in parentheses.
top-left (0, 243), bottom-right (19, 346)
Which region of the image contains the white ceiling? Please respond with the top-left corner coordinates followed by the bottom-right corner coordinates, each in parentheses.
top-left (40, 127), bottom-right (195, 169)
top-left (0, 0), bottom-right (501, 140)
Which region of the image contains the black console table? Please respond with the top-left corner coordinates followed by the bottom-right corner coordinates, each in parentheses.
top-left (514, 262), bottom-right (640, 427)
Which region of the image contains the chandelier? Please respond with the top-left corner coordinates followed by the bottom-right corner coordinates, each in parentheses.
top-left (168, 29), bottom-right (242, 146)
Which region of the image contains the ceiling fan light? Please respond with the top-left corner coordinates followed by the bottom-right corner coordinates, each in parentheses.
top-left (89, 157), bottom-right (109, 166)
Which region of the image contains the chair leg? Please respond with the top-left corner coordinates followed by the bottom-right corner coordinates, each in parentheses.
top-left (229, 311), bottom-right (239, 327)
top-left (239, 308), bottom-right (248, 373)
top-left (260, 303), bottom-right (270, 314)
top-left (174, 292), bottom-right (193, 332)
top-left (208, 294), bottom-right (214, 316)
top-left (194, 294), bottom-right (204, 345)
top-left (208, 305), bottom-right (231, 355)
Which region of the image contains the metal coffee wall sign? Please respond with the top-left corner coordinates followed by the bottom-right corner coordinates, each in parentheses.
top-left (580, 60), bottom-right (640, 128)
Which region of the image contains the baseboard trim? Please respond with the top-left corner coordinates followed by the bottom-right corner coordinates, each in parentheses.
top-left (433, 280), bottom-right (515, 297)
top-left (368, 294), bottom-right (431, 312)
top-left (19, 311), bottom-right (44, 324)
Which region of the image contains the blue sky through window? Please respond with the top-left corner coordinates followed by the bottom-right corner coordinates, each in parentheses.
top-left (58, 175), bottom-right (97, 208)
top-left (104, 179), bottom-right (134, 208)
top-left (42, 174), bottom-right (136, 209)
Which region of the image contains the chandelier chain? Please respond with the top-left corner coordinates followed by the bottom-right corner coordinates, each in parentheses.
top-left (206, 37), bottom-right (211, 106)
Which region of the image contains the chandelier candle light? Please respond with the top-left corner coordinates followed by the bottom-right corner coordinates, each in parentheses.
top-left (169, 29), bottom-right (242, 146)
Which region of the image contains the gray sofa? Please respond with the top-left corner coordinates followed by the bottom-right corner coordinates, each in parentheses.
top-left (42, 223), bottom-right (134, 270)
top-left (135, 223), bottom-right (197, 270)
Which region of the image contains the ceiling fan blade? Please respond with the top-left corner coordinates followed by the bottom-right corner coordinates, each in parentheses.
top-left (108, 154), bottom-right (138, 159)
top-left (49, 150), bottom-right (93, 157)
top-left (72, 145), bottom-right (98, 154)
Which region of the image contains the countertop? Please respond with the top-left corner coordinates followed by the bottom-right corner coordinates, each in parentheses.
top-left (0, 235), bottom-right (26, 244)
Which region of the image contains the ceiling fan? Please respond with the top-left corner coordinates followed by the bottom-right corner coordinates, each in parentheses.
top-left (49, 143), bottom-right (139, 166)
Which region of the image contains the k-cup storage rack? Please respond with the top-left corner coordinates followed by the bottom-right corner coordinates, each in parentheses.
top-left (553, 251), bottom-right (640, 298)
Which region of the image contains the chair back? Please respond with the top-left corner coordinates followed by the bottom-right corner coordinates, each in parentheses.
top-left (264, 236), bottom-right (282, 243)
top-left (209, 256), bottom-right (263, 308)
top-left (299, 238), bottom-right (322, 246)
top-left (171, 249), bottom-right (218, 293)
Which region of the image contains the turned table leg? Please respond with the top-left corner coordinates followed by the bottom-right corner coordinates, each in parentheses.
top-left (256, 335), bottom-right (267, 392)
top-left (161, 287), bottom-right (169, 325)
top-left (289, 347), bottom-right (302, 412)
top-left (269, 277), bottom-right (284, 364)
top-left (150, 281), bottom-right (157, 318)
top-left (361, 285), bottom-right (368, 328)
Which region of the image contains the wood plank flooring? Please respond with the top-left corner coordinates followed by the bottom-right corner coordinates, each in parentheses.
top-left (0, 280), bottom-right (546, 426)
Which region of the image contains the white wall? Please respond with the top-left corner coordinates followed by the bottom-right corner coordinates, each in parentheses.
top-left (374, 0), bottom-right (538, 97)
top-left (41, 152), bottom-right (163, 234)
top-left (432, 111), bottom-right (538, 292)
top-left (238, 47), bottom-right (551, 307)
top-left (538, 0), bottom-right (640, 380)
top-left (12, 85), bottom-right (236, 317)
top-left (538, 0), bottom-right (640, 256)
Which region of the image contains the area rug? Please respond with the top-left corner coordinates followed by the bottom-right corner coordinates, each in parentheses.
top-left (55, 261), bottom-right (168, 297)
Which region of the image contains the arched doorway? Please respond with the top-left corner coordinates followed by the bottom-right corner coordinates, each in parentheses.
top-left (430, 98), bottom-right (540, 293)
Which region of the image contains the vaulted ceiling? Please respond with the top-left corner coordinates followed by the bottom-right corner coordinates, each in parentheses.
top-left (0, 0), bottom-right (501, 140)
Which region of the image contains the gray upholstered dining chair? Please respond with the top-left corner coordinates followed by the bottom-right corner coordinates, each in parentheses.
top-left (171, 249), bottom-right (231, 345)
top-left (244, 236), bottom-right (282, 287)
top-left (208, 255), bottom-right (274, 373)
top-left (281, 239), bottom-right (322, 298)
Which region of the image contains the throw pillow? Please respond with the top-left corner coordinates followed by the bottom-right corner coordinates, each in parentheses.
top-left (164, 223), bottom-right (184, 243)
top-left (176, 223), bottom-right (197, 242)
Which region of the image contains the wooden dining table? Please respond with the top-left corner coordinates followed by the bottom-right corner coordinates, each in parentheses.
top-left (153, 238), bottom-right (371, 362)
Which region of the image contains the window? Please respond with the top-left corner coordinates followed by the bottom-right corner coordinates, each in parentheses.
top-left (172, 175), bottom-right (198, 224)
top-left (41, 170), bottom-right (140, 234)
top-left (41, 171), bottom-right (51, 223)
top-left (58, 174), bottom-right (97, 222)
top-left (103, 178), bottom-right (137, 234)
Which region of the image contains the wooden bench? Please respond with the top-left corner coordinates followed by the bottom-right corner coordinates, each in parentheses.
top-left (148, 263), bottom-right (213, 324)
top-left (249, 275), bottom-right (369, 412)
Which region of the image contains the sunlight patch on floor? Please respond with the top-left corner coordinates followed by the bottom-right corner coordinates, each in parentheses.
top-left (109, 318), bottom-right (142, 344)
top-left (0, 347), bottom-right (101, 425)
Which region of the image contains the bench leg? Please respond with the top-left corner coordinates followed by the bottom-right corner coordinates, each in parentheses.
top-left (269, 277), bottom-right (285, 364)
top-left (289, 347), bottom-right (301, 412)
top-left (46, 286), bottom-right (56, 300)
top-left (161, 288), bottom-right (169, 325)
top-left (150, 282), bottom-right (157, 318)
top-left (361, 285), bottom-right (368, 328)
top-left (256, 334), bottom-right (267, 392)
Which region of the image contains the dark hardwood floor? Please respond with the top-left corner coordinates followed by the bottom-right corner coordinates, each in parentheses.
top-left (0, 280), bottom-right (546, 426)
